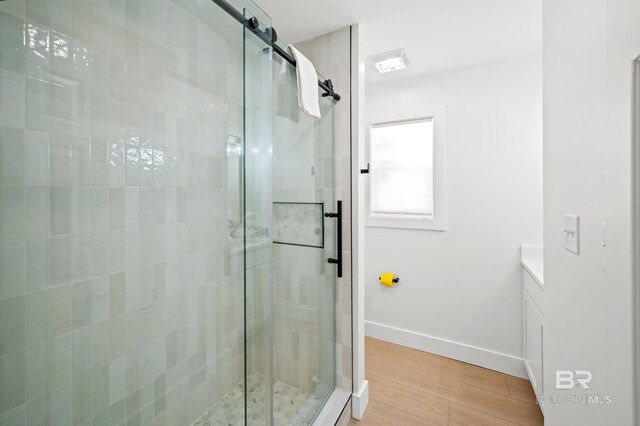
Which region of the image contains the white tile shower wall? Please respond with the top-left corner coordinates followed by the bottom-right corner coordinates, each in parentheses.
top-left (272, 27), bottom-right (352, 393)
top-left (0, 1), bottom-right (249, 425)
top-left (271, 53), bottom-right (330, 393)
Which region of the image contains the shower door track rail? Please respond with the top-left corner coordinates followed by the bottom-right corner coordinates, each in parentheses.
top-left (210, 0), bottom-right (342, 101)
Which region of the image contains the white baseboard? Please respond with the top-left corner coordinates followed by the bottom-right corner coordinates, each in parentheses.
top-left (351, 380), bottom-right (369, 420)
top-left (365, 320), bottom-right (527, 379)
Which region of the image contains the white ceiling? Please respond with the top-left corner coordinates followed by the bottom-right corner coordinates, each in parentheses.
top-left (252, 0), bottom-right (541, 85)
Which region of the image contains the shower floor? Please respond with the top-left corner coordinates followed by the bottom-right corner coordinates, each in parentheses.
top-left (193, 374), bottom-right (323, 426)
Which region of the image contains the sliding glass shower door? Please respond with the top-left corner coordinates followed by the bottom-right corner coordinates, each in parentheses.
top-left (0, 0), bottom-right (273, 425)
top-left (242, 3), bottom-right (273, 425)
top-left (0, 0), bottom-right (340, 423)
top-left (271, 54), bottom-right (337, 425)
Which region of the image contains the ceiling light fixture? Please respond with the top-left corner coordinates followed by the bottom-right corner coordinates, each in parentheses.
top-left (371, 49), bottom-right (410, 73)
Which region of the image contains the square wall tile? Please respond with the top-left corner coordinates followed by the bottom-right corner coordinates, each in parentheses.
top-left (92, 364), bottom-right (109, 415)
top-left (0, 69), bottom-right (25, 129)
top-left (26, 340), bottom-right (51, 401)
top-left (71, 139), bottom-right (91, 185)
top-left (71, 185), bottom-right (91, 234)
top-left (26, 131), bottom-right (50, 185)
top-left (92, 320), bottom-right (109, 370)
top-left (110, 272), bottom-right (125, 317)
top-left (50, 284), bottom-right (72, 337)
top-left (50, 381), bottom-right (72, 426)
top-left (25, 76), bottom-right (50, 132)
top-left (72, 280), bottom-right (92, 329)
top-left (26, 0), bottom-right (50, 27)
top-left (109, 229), bottom-right (124, 273)
top-left (51, 333), bottom-right (72, 388)
top-left (0, 350), bottom-right (26, 415)
top-left (0, 10), bottom-right (25, 74)
top-left (0, 405), bottom-right (26, 426)
top-left (108, 143), bottom-right (124, 187)
top-left (90, 139), bottom-right (109, 186)
top-left (50, 82), bottom-right (73, 136)
top-left (139, 148), bottom-right (153, 187)
top-left (50, 31), bottom-right (71, 83)
top-left (50, 235), bottom-right (71, 286)
top-left (0, 127), bottom-right (25, 184)
top-left (124, 187), bottom-right (139, 228)
top-left (109, 187), bottom-right (124, 229)
top-left (91, 186), bottom-right (109, 231)
top-left (71, 232), bottom-right (91, 281)
top-left (0, 295), bottom-right (25, 356)
top-left (26, 288), bottom-right (50, 346)
top-left (71, 0), bottom-right (91, 43)
top-left (0, 239), bottom-right (26, 300)
top-left (123, 310), bottom-right (139, 356)
top-left (109, 355), bottom-right (125, 406)
top-left (27, 393), bottom-right (50, 426)
top-left (49, 0), bottom-right (71, 36)
top-left (50, 185), bottom-right (72, 235)
top-left (72, 374), bottom-right (91, 425)
top-left (26, 237), bottom-right (50, 293)
top-left (91, 48), bottom-right (109, 100)
top-left (26, 185), bottom-right (50, 238)
top-left (0, 0), bottom-right (25, 19)
top-left (91, 231), bottom-right (109, 277)
top-left (125, 388), bottom-right (140, 421)
top-left (124, 269), bottom-right (140, 313)
top-left (91, 276), bottom-right (109, 324)
top-left (72, 325), bottom-right (91, 379)
top-left (125, 145), bottom-right (140, 186)
top-left (50, 135), bottom-right (72, 186)
top-left (123, 230), bottom-right (140, 271)
top-left (25, 22), bottom-right (50, 82)
top-left (0, 185), bottom-right (26, 240)
top-left (109, 314), bottom-right (124, 360)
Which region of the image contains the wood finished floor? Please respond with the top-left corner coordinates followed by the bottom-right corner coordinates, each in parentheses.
top-left (350, 337), bottom-right (544, 426)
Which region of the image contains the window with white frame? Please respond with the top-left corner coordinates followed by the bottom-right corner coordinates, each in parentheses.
top-left (367, 108), bottom-right (446, 230)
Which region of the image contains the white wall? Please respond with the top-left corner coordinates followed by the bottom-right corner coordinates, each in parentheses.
top-left (542, 0), bottom-right (639, 424)
top-left (364, 56), bottom-right (542, 376)
top-left (351, 24), bottom-right (369, 420)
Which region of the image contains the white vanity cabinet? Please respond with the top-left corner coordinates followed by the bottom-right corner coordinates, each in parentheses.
top-left (521, 246), bottom-right (544, 414)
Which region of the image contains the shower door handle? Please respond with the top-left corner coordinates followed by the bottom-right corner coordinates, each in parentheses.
top-left (324, 200), bottom-right (342, 278)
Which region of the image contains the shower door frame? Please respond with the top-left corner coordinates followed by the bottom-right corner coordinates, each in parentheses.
top-left (214, 0), bottom-right (350, 423)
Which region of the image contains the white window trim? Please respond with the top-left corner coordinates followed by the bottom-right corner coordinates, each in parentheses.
top-left (365, 106), bottom-right (447, 231)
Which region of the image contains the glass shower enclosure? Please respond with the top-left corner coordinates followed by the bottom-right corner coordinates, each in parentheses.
top-left (0, 0), bottom-right (346, 424)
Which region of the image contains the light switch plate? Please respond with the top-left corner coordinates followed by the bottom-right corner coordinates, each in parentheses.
top-left (563, 214), bottom-right (580, 254)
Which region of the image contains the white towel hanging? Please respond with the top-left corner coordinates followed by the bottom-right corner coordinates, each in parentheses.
top-left (287, 45), bottom-right (321, 119)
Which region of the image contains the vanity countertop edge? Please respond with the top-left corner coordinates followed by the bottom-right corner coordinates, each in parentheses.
top-left (521, 245), bottom-right (544, 289)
